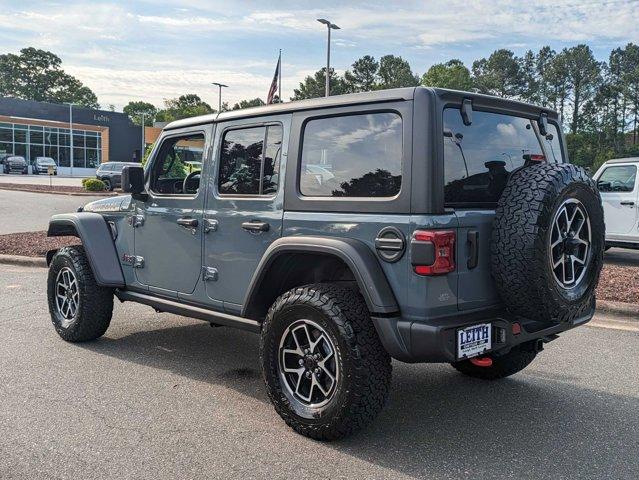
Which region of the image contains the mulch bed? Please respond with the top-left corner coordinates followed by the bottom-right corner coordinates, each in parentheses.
top-left (0, 231), bottom-right (78, 257)
top-left (0, 183), bottom-right (115, 195)
top-left (0, 231), bottom-right (637, 305)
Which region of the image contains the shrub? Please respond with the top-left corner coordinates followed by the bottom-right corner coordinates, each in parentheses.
top-left (83, 178), bottom-right (106, 191)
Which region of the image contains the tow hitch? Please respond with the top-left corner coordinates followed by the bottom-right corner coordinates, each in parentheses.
top-left (469, 357), bottom-right (493, 367)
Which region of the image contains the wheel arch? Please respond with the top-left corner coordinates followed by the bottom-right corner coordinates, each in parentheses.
top-left (242, 236), bottom-right (399, 321)
top-left (47, 212), bottom-right (125, 287)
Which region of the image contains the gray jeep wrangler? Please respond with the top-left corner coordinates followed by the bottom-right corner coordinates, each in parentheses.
top-left (46, 87), bottom-right (604, 440)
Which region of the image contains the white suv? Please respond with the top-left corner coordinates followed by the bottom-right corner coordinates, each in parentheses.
top-left (593, 157), bottom-right (639, 249)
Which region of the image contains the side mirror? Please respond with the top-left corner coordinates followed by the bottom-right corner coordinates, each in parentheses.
top-left (121, 165), bottom-right (146, 199)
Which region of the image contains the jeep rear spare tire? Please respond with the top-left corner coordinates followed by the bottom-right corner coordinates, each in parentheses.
top-left (491, 163), bottom-right (604, 324)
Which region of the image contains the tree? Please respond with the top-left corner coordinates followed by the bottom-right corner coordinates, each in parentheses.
top-left (421, 59), bottom-right (472, 91)
top-left (472, 49), bottom-right (524, 98)
top-left (344, 55), bottom-right (379, 93)
top-left (0, 47), bottom-right (99, 108)
top-left (561, 45), bottom-right (602, 134)
top-left (155, 94), bottom-right (214, 122)
top-left (291, 68), bottom-right (349, 100)
top-left (232, 98), bottom-right (265, 110)
top-left (376, 55), bottom-right (419, 89)
top-left (123, 101), bottom-right (158, 126)
top-left (535, 46), bottom-right (556, 107)
top-left (621, 43), bottom-right (639, 144)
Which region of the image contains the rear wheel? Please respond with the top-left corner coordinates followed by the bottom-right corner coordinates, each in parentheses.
top-left (260, 283), bottom-right (392, 440)
top-left (451, 345), bottom-right (537, 380)
top-left (47, 245), bottom-right (114, 342)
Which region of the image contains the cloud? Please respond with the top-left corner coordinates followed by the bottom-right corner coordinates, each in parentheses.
top-left (0, 0), bottom-right (638, 110)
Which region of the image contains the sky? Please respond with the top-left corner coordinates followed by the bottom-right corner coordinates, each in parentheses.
top-left (0, 0), bottom-right (638, 111)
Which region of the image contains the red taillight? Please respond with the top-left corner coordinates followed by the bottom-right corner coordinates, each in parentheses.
top-left (530, 154), bottom-right (545, 162)
top-left (411, 230), bottom-right (456, 275)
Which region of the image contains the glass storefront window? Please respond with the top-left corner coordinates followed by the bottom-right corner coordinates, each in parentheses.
top-left (29, 126), bottom-right (43, 144)
top-left (0, 122), bottom-right (102, 170)
top-left (14, 127), bottom-right (27, 143)
top-left (73, 133), bottom-right (84, 148)
top-left (0, 141), bottom-right (13, 155)
top-left (0, 128), bottom-right (12, 142)
top-left (73, 147), bottom-right (85, 168)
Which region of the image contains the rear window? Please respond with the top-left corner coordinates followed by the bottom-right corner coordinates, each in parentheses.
top-left (443, 108), bottom-right (560, 206)
top-left (299, 112), bottom-right (402, 198)
top-left (597, 165), bottom-right (636, 192)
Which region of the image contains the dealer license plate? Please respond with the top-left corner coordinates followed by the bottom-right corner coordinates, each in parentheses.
top-left (457, 323), bottom-right (492, 359)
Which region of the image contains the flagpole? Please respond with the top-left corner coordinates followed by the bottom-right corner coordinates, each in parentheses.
top-left (278, 49), bottom-right (282, 103)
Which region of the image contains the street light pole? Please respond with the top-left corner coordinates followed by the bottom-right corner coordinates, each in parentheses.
top-left (317, 19), bottom-right (340, 97)
top-left (211, 82), bottom-right (228, 113)
top-left (68, 103), bottom-right (75, 177)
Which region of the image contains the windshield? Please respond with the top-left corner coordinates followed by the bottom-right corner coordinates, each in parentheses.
top-left (37, 158), bottom-right (56, 165)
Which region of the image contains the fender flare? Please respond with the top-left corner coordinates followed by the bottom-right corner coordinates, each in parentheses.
top-left (47, 212), bottom-right (125, 287)
top-left (242, 236), bottom-right (399, 317)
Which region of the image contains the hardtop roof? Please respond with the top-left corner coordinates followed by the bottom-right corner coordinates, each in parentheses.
top-left (164, 86), bottom-right (558, 131)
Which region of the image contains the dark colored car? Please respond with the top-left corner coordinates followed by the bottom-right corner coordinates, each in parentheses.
top-left (46, 87), bottom-right (605, 440)
top-left (96, 162), bottom-right (140, 191)
top-left (4, 155), bottom-right (28, 174)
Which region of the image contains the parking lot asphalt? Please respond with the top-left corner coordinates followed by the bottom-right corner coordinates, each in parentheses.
top-left (0, 264), bottom-right (637, 480)
top-left (0, 189), bottom-right (101, 234)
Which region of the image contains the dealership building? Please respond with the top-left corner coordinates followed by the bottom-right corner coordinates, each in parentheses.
top-left (0, 97), bottom-right (145, 176)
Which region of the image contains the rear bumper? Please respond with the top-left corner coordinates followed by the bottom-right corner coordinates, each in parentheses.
top-left (372, 306), bottom-right (594, 363)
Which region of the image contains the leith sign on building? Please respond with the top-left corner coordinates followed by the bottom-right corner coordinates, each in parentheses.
top-left (0, 97), bottom-right (143, 176)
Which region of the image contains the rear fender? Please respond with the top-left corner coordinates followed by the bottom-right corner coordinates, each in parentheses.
top-left (242, 236), bottom-right (399, 318)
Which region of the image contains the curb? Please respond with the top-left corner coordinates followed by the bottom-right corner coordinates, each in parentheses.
top-left (0, 186), bottom-right (116, 197)
top-left (596, 299), bottom-right (639, 319)
top-left (0, 254), bottom-right (47, 268)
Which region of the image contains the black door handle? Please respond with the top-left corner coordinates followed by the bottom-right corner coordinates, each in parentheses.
top-left (177, 218), bottom-right (198, 228)
top-left (241, 221), bottom-right (270, 232)
top-left (467, 230), bottom-right (479, 270)
top-left (620, 201), bottom-right (635, 206)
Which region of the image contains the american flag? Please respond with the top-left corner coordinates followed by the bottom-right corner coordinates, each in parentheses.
top-left (267, 51), bottom-right (281, 105)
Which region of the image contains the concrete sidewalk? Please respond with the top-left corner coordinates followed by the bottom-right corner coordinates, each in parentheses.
top-left (0, 173), bottom-right (84, 187)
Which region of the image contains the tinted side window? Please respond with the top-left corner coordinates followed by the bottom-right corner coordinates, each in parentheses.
top-left (300, 112), bottom-right (402, 197)
top-left (597, 165), bottom-right (636, 192)
top-left (443, 109), bottom-right (548, 206)
top-left (218, 125), bottom-right (282, 196)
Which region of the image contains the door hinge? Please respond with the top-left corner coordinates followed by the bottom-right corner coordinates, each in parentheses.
top-left (129, 214), bottom-right (145, 228)
top-left (202, 266), bottom-right (218, 281)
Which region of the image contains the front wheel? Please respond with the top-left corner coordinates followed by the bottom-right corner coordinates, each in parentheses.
top-left (102, 178), bottom-right (113, 191)
top-left (260, 283), bottom-right (392, 441)
top-left (47, 245), bottom-right (114, 342)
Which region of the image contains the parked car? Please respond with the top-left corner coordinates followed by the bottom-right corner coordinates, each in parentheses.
top-left (46, 87), bottom-right (605, 440)
top-left (96, 162), bottom-right (140, 191)
top-left (4, 155), bottom-right (28, 174)
top-left (32, 157), bottom-right (58, 175)
top-left (593, 157), bottom-right (639, 250)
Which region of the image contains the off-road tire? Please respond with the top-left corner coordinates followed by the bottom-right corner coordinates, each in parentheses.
top-left (47, 245), bottom-right (114, 342)
top-left (491, 163), bottom-right (604, 324)
top-left (451, 345), bottom-right (537, 380)
top-left (260, 283), bottom-right (392, 441)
